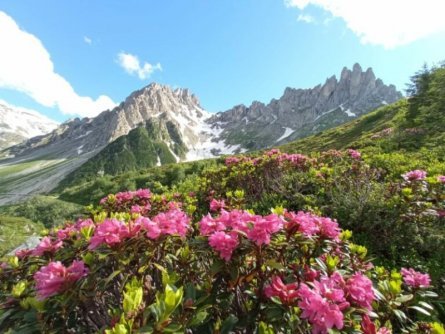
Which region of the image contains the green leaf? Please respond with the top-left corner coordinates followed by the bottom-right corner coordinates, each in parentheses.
top-left (409, 305), bottom-right (431, 316)
top-left (418, 301), bottom-right (434, 310)
top-left (103, 270), bottom-right (122, 287)
top-left (264, 259), bottom-right (285, 270)
top-left (189, 310), bottom-right (209, 327)
top-left (258, 321), bottom-right (275, 334)
top-left (221, 314), bottom-right (238, 334)
top-left (395, 294), bottom-right (413, 303)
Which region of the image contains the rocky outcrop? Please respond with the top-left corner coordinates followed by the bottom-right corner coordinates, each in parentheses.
top-left (208, 63), bottom-right (402, 149)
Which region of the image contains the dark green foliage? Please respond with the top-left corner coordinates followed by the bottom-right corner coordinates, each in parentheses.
top-left (0, 196), bottom-right (83, 229)
top-left (57, 120), bottom-right (188, 190)
top-left (57, 159), bottom-right (221, 205)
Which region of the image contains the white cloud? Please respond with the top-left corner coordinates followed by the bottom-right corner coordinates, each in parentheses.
top-left (117, 52), bottom-right (162, 80)
top-left (83, 36), bottom-right (92, 45)
top-left (297, 14), bottom-right (315, 24)
top-left (0, 11), bottom-right (116, 117)
top-left (285, 0), bottom-right (445, 48)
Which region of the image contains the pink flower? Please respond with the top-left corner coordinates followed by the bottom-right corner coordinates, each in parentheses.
top-left (208, 231), bottom-right (239, 261)
top-left (401, 268), bottom-right (431, 288)
top-left (225, 156), bottom-right (241, 166)
top-left (304, 266), bottom-right (320, 282)
top-left (284, 211), bottom-right (340, 240)
top-left (377, 328), bottom-right (392, 334)
top-left (298, 272), bottom-right (349, 334)
top-left (210, 199), bottom-right (226, 212)
top-left (438, 175), bottom-right (445, 184)
top-left (346, 273), bottom-right (375, 309)
top-left (348, 149), bottom-right (361, 160)
top-left (266, 148), bottom-right (281, 156)
top-left (16, 248), bottom-right (33, 259)
top-left (137, 216), bottom-right (161, 239)
top-left (153, 208), bottom-right (190, 237)
top-left (32, 237), bottom-right (63, 256)
top-left (34, 260), bottom-right (88, 300)
top-left (115, 191), bottom-right (134, 204)
top-left (361, 315), bottom-right (376, 334)
top-left (135, 188), bottom-right (151, 199)
top-left (88, 219), bottom-right (129, 250)
top-left (318, 217), bottom-right (340, 240)
top-left (56, 225), bottom-right (76, 240)
top-left (130, 205), bottom-right (142, 214)
top-left (246, 214), bottom-right (283, 246)
top-left (285, 153), bottom-right (308, 166)
top-left (264, 276), bottom-right (299, 305)
top-left (285, 211), bottom-right (319, 237)
top-left (199, 214), bottom-right (226, 236)
top-left (74, 218), bottom-right (95, 232)
top-left (402, 170), bottom-right (427, 181)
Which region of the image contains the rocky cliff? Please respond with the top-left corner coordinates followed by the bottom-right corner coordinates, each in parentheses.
top-left (209, 63), bottom-right (402, 150)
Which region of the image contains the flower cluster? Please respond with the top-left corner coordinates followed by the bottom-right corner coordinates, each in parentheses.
top-left (264, 276), bottom-right (299, 305)
top-left (89, 208), bottom-right (191, 249)
top-left (298, 272), bottom-right (349, 333)
top-left (34, 260), bottom-right (89, 300)
top-left (209, 198), bottom-right (226, 212)
top-left (402, 170), bottom-right (427, 182)
top-left (99, 188), bottom-right (152, 213)
top-left (284, 211), bottom-right (340, 240)
top-left (347, 149), bottom-right (361, 160)
top-left (89, 219), bottom-right (130, 250)
top-left (438, 175), bottom-right (445, 184)
top-left (263, 272), bottom-right (375, 333)
top-left (199, 209), bottom-right (283, 260)
top-left (56, 218), bottom-right (95, 241)
top-left (361, 315), bottom-right (392, 334)
top-left (32, 237), bottom-right (63, 256)
top-left (345, 272), bottom-right (375, 309)
top-left (401, 268), bottom-right (431, 288)
top-left (225, 149), bottom-right (309, 168)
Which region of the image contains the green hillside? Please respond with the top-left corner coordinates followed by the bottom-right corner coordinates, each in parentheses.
top-left (57, 118), bottom-right (188, 190)
top-left (282, 63), bottom-right (445, 157)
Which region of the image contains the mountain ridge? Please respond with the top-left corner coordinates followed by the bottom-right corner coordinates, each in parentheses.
top-left (0, 63), bottom-right (402, 205)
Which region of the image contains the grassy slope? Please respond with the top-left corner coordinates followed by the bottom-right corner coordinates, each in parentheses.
top-left (0, 216), bottom-right (44, 257)
top-left (0, 195), bottom-right (83, 228)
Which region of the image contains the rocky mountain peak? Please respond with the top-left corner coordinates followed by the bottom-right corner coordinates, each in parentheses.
top-left (207, 63), bottom-right (403, 150)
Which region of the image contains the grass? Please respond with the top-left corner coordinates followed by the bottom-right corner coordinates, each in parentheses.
top-left (0, 215), bottom-right (44, 257)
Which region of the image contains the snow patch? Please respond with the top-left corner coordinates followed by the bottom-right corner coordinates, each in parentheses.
top-left (77, 145), bottom-right (84, 155)
top-left (315, 106), bottom-right (340, 121)
top-left (0, 101), bottom-right (58, 138)
top-left (382, 100), bottom-right (388, 105)
top-left (344, 109), bottom-right (356, 117)
top-left (156, 155), bottom-right (161, 166)
top-left (276, 127), bottom-right (294, 142)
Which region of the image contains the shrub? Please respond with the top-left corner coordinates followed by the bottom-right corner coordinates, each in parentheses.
top-left (0, 189), bottom-right (442, 333)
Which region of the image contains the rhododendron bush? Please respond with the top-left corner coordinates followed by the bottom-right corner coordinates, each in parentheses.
top-left (0, 188), bottom-right (443, 333)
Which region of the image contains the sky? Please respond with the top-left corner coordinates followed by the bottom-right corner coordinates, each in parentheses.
top-left (0, 0), bottom-right (445, 122)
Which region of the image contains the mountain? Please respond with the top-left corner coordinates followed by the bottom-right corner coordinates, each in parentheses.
top-left (0, 102), bottom-right (58, 151)
top-left (0, 63), bottom-right (402, 204)
top-left (209, 63), bottom-right (402, 150)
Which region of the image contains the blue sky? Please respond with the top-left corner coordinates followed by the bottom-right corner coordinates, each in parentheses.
top-left (1, 0), bottom-right (445, 122)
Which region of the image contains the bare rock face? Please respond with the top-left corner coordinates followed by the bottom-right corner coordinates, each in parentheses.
top-left (207, 63), bottom-right (402, 150)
